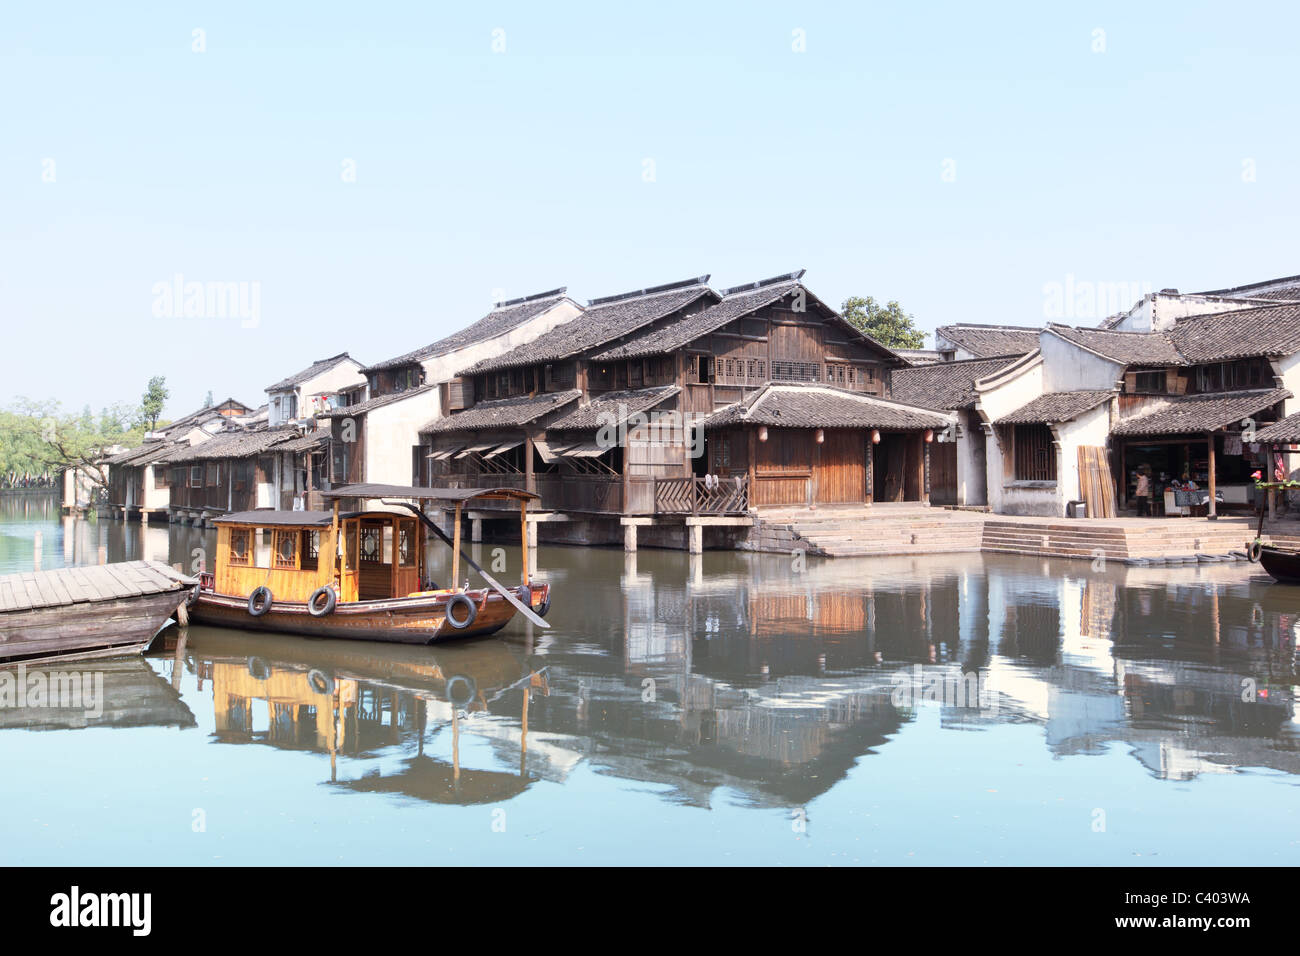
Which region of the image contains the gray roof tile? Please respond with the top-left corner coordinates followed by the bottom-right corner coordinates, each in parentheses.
top-left (1111, 388), bottom-right (1290, 436)
top-left (996, 390), bottom-right (1114, 425)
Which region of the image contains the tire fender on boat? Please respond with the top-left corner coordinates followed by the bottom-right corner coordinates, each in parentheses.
top-left (1248, 540), bottom-right (1263, 563)
top-left (185, 583), bottom-right (200, 608)
top-left (306, 669), bottom-right (335, 695)
top-left (445, 592), bottom-right (478, 630)
top-left (308, 585), bottom-right (337, 617)
top-left (248, 586), bottom-right (274, 617)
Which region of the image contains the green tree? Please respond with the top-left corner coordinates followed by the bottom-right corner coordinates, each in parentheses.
top-left (140, 376), bottom-right (169, 432)
top-left (0, 398), bottom-right (143, 490)
top-left (202, 390), bottom-right (214, 408)
top-left (841, 296), bottom-right (927, 350)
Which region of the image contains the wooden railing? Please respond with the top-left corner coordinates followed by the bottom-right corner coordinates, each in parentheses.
top-left (653, 476), bottom-right (749, 515)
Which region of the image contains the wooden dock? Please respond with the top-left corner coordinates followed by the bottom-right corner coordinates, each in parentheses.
top-left (0, 561), bottom-right (196, 665)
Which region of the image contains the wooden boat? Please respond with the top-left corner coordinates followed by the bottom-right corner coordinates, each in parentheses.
top-left (0, 561), bottom-right (197, 665)
top-left (190, 484), bottom-right (550, 643)
top-left (1246, 479), bottom-right (1300, 584)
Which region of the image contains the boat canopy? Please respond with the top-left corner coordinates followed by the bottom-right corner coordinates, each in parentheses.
top-left (214, 510), bottom-right (337, 527)
top-left (321, 483), bottom-right (540, 504)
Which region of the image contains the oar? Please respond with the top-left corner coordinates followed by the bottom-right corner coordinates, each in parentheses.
top-left (386, 501), bottom-right (550, 629)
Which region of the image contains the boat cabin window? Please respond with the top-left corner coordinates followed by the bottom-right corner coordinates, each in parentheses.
top-left (300, 530), bottom-right (320, 571)
top-left (228, 528), bottom-right (252, 567)
top-left (273, 529), bottom-right (298, 570)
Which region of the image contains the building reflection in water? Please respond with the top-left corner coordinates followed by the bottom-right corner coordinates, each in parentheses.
top-left (60, 543), bottom-right (1300, 808)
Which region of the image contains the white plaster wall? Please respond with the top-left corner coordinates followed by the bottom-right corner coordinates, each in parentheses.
top-left (144, 464), bottom-right (170, 511)
top-left (364, 389), bottom-right (444, 485)
top-left (268, 358), bottom-right (367, 425)
top-left (423, 300), bottom-right (583, 385)
top-left (1277, 352), bottom-right (1300, 417)
top-left (1054, 404), bottom-right (1113, 513)
top-left (1040, 333), bottom-right (1124, 392)
top-left (955, 410), bottom-right (986, 505)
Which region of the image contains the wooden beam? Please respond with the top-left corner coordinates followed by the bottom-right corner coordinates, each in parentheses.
top-left (452, 502), bottom-right (463, 588)
top-left (520, 500), bottom-right (529, 586)
top-left (1206, 432), bottom-right (1217, 518)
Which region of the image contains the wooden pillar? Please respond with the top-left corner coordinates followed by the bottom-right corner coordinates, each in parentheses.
top-left (923, 435), bottom-right (931, 505)
top-left (520, 501), bottom-right (529, 586)
top-left (865, 435), bottom-right (874, 503)
top-left (452, 502), bottom-right (463, 588)
top-left (1206, 432), bottom-right (1217, 518)
top-left (524, 433), bottom-right (536, 496)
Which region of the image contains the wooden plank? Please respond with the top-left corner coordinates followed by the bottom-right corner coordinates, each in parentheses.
top-left (102, 564), bottom-right (148, 597)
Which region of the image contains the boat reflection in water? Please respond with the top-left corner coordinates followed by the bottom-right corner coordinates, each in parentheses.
top-left (180, 629), bottom-right (552, 803)
top-left (150, 549), bottom-right (1300, 811)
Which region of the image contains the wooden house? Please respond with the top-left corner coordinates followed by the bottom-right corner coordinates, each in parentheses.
top-left (265, 351), bottom-right (367, 425)
top-left (319, 288), bottom-right (582, 488)
top-left (418, 272), bottom-right (955, 545)
top-left (103, 398), bottom-right (256, 522)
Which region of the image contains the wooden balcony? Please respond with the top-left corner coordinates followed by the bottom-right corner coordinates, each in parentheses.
top-left (653, 476), bottom-right (749, 515)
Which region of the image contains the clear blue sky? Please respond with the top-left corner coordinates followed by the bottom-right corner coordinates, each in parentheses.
top-left (3, 1), bottom-right (1299, 419)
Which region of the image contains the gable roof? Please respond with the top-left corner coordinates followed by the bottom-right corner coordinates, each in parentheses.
top-left (266, 352), bottom-right (359, 393)
top-left (1196, 274), bottom-right (1300, 298)
top-left (457, 277), bottom-right (717, 376)
top-left (1166, 303), bottom-right (1300, 363)
top-left (103, 441), bottom-right (177, 468)
top-left (587, 271), bottom-right (902, 364)
top-left (316, 383), bottom-right (437, 419)
top-left (887, 355), bottom-right (1025, 411)
top-left (363, 289), bottom-right (574, 374)
top-left (547, 386), bottom-right (680, 431)
top-left (995, 390), bottom-right (1114, 425)
top-left (161, 426), bottom-right (312, 464)
top-left (936, 324), bottom-right (1042, 358)
top-left (1046, 325), bottom-right (1184, 366)
top-left (1111, 388), bottom-right (1291, 436)
top-left (1253, 411), bottom-right (1300, 444)
top-left (420, 390), bottom-right (582, 434)
top-left (702, 383), bottom-right (952, 431)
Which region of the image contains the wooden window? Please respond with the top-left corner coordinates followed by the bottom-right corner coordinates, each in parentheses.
top-left (359, 526), bottom-right (383, 563)
top-left (190, 466), bottom-right (202, 488)
top-left (153, 467), bottom-right (168, 489)
top-left (629, 362), bottom-right (643, 388)
top-left (1013, 424), bottom-right (1056, 481)
top-left (398, 522), bottom-right (417, 567)
top-left (228, 528), bottom-right (252, 566)
top-left (300, 530), bottom-right (320, 571)
top-left (1133, 371), bottom-right (1165, 393)
top-left (205, 463), bottom-right (219, 486)
top-left (272, 529), bottom-right (298, 570)
top-left (772, 360), bottom-right (819, 382)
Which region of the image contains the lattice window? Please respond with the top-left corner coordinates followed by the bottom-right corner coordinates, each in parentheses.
top-left (228, 528), bottom-right (252, 566)
top-left (1013, 424), bottom-right (1057, 481)
top-left (273, 529), bottom-right (298, 569)
top-left (771, 360), bottom-right (820, 382)
top-left (359, 526), bottom-right (383, 563)
top-left (398, 523), bottom-right (417, 567)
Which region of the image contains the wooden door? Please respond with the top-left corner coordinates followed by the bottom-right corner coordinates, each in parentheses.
top-left (814, 431), bottom-right (866, 503)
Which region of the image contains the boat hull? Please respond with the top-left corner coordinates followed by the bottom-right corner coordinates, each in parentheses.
top-left (0, 590), bottom-right (188, 665)
top-left (189, 583), bottom-right (549, 644)
top-left (1259, 545), bottom-right (1300, 584)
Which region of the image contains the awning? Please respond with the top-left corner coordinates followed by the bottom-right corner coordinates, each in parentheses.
top-left (425, 445), bottom-right (464, 461)
top-left (558, 439), bottom-right (612, 459)
top-left (483, 440), bottom-right (523, 459)
top-left (533, 439), bottom-right (569, 464)
top-left (454, 443), bottom-right (497, 459)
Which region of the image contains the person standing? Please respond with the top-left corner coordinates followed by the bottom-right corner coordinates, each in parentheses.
top-left (1135, 466), bottom-right (1152, 517)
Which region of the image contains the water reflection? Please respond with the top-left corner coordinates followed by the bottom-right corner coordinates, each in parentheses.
top-left (8, 504), bottom-right (1300, 824)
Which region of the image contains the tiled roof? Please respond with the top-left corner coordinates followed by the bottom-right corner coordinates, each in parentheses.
top-left (317, 384), bottom-right (437, 418)
top-left (266, 352), bottom-right (358, 393)
top-left (1196, 274), bottom-right (1300, 298)
top-left (364, 290), bottom-right (573, 373)
top-left (1167, 303), bottom-right (1300, 362)
top-left (896, 349), bottom-right (945, 365)
top-left (420, 390), bottom-right (581, 434)
top-left (589, 281), bottom-right (797, 361)
top-left (996, 390), bottom-right (1114, 425)
top-left (702, 383), bottom-right (952, 431)
top-left (936, 324), bottom-right (1041, 357)
top-left (1111, 388), bottom-right (1291, 436)
top-left (1254, 411), bottom-right (1300, 444)
top-left (103, 441), bottom-right (176, 467)
top-left (457, 278), bottom-right (717, 376)
top-left (887, 355), bottom-right (1023, 411)
top-left (162, 427), bottom-right (306, 463)
top-left (547, 386), bottom-right (679, 431)
top-left (1046, 325), bottom-right (1184, 366)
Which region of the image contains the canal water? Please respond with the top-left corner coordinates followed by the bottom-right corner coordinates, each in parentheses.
top-left (3, 492), bottom-right (1300, 865)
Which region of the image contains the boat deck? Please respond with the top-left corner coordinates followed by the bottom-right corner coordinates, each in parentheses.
top-left (0, 560), bottom-right (190, 612)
